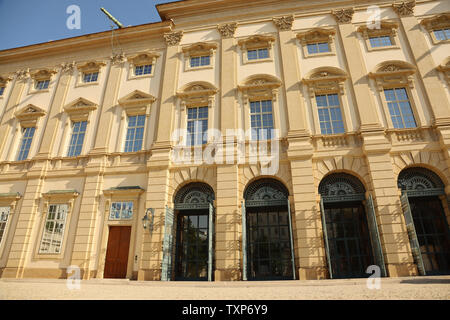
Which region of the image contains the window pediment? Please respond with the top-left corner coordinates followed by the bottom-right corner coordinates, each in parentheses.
top-left (64, 97), bottom-right (97, 121)
top-left (0, 75), bottom-right (12, 87)
top-left (302, 67), bottom-right (348, 95)
top-left (30, 69), bottom-right (57, 81)
top-left (420, 13), bottom-right (450, 31)
top-left (15, 104), bottom-right (46, 127)
top-left (238, 35), bottom-right (275, 50)
top-left (296, 28), bottom-right (336, 44)
top-left (127, 51), bottom-right (160, 66)
top-left (238, 75), bottom-right (281, 103)
top-left (104, 186), bottom-right (145, 199)
top-left (182, 42), bottom-right (217, 56)
top-left (177, 82), bottom-right (218, 107)
top-left (0, 192), bottom-right (21, 209)
top-left (77, 61), bottom-right (106, 73)
top-left (437, 57), bottom-right (450, 85)
top-left (369, 61), bottom-right (416, 91)
top-left (357, 21), bottom-right (398, 39)
top-left (118, 90), bottom-right (156, 115)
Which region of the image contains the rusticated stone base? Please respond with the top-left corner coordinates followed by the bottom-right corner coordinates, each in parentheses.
top-left (387, 263), bottom-right (418, 277)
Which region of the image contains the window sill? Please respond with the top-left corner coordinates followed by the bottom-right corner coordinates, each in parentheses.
top-left (244, 57), bottom-right (273, 64)
top-left (28, 88), bottom-right (50, 95)
top-left (75, 81), bottom-right (99, 88)
top-left (367, 45), bottom-right (400, 52)
top-left (304, 51), bottom-right (335, 58)
top-left (185, 65), bottom-right (213, 72)
top-left (128, 73), bottom-right (154, 81)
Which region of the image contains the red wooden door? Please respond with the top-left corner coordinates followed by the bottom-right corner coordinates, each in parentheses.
top-left (104, 226), bottom-right (131, 278)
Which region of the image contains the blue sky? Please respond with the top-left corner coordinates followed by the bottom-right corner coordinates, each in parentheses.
top-left (0, 0), bottom-right (176, 51)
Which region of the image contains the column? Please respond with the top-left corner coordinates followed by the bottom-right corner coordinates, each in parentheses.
top-left (215, 23), bottom-right (241, 280)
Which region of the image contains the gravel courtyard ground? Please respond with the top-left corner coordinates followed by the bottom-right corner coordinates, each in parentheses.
top-left (0, 276), bottom-right (449, 300)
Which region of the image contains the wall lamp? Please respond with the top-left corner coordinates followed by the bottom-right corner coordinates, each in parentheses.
top-left (142, 208), bottom-right (155, 231)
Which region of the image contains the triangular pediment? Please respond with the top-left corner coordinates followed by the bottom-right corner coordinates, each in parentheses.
top-left (15, 104), bottom-right (46, 117)
top-left (118, 90), bottom-right (156, 107)
top-left (64, 98), bottom-right (97, 119)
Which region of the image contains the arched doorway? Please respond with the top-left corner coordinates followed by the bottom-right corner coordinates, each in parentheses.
top-left (161, 182), bottom-right (215, 281)
top-left (398, 167), bottom-right (450, 275)
top-left (318, 173), bottom-right (386, 279)
top-left (242, 178), bottom-right (295, 280)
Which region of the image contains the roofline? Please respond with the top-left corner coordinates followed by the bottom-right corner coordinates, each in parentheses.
top-left (0, 20), bottom-right (173, 63)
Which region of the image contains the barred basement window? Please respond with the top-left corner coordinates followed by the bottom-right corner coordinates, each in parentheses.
top-left (109, 201), bottom-right (133, 220)
top-left (39, 204), bottom-right (68, 254)
top-left (124, 115), bottom-right (145, 152)
top-left (0, 207), bottom-right (11, 246)
top-left (67, 121), bottom-right (87, 157)
top-left (17, 127), bottom-right (35, 161)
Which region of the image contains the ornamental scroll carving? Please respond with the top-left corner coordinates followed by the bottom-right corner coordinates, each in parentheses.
top-left (110, 52), bottom-right (125, 65)
top-left (60, 62), bottom-right (75, 74)
top-left (217, 23), bottom-right (237, 38)
top-left (14, 69), bottom-right (30, 81)
top-left (332, 8), bottom-right (354, 24)
top-left (272, 15), bottom-right (294, 31)
top-left (392, 1), bottom-right (415, 17)
top-left (164, 31), bottom-right (183, 46)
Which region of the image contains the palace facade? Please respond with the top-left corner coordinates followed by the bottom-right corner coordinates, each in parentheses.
top-left (0, 0), bottom-right (449, 281)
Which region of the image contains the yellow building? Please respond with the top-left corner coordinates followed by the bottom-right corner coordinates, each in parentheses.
top-left (0, 0), bottom-right (449, 282)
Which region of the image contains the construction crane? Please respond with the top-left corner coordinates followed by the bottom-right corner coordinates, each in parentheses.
top-left (100, 7), bottom-right (124, 29)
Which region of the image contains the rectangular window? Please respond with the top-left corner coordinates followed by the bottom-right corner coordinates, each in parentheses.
top-left (0, 86), bottom-right (5, 96)
top-left (434, 28), bottom-right (450, 41)
top-left (190, 56), bottom-right (210, 68)
top-left (67, 121), bottom-right (87, 157)
top-left (109, 201), bottom-right (133, 220)
top-left (316, 94), bottom-right (345, 135)
top-left (187, 106), bottom-right (208, 145)
top-left (369, 35), bottom-right (393, 48)
top-left (17, 127), bottom-right (35, 161)
top-left (0, 207), bottom-right (11, 246)
top-left (35, 80), bottom-right (50, 90)
top-left (247, 48), bottom-right (269, 61)
top-left (134, 64), bottom-right (152, 76)
top-left (124, 115), bottom-right (145, 152)
top-left (250, 100), bottom-right (274, 140)
top-left (384, 88), bottom-right (416, 129)
top-left (39, 204), bottom-right (68, 254)
top-left (307, 42), bottom-right (331, 54)
top-left (83, 72), bottom-right (99, 83)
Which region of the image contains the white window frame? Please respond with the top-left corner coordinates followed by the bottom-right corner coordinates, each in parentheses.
top-left (38, 204), bottom-right (69, 255)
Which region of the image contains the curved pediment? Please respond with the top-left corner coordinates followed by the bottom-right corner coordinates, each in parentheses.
top-left (238, 74), bottom-right (282, 91)
top-left (371, 60), bottom-right (416, 75)
top-left (177, 81), bottom-right (218, 98)
top-left (305, 67), bottom-right (348, 81)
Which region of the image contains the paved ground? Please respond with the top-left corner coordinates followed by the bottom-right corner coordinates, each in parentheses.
top-left (0, 276), bottom-right (449, 300)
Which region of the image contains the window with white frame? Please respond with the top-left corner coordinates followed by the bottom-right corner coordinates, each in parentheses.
top-left (369, 35), bottom-right (393, 48)
top-left (134, 64), bottom-right (152, 76)
top-left (190, 56), bottom-right (210, 68)
top-left (186, 106), bottom-right (208, 145)
top-left (250, 100), bottom-right (274, 140)
top-left (17, 127), bottom-right (35, 161)
top-left (316, 94), bottom-right (345, 135)
top-left (83, 72), bottom-right (99, 83)
top-left (306, 42), bottom-right (331, 54)
top-left (384, 88), bottom-right (416, 129)
top-left (35, 79), bottom-right (50, 90)
top-left (124, 115), bottom-right (145, 152)
top-left (39, 204), bottom-right (68, 254)
top-left (109, 201), bottom-right (133, 220)
top-left (67, 121), bottom-right (87, 157)
top-left (0, 206), bottom-right (11, 245)
top-left (247, 48), bottom-right (269, 61)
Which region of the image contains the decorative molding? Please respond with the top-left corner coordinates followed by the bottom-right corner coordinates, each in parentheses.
top-left (392, 1), bottom-right (416, 17)
top-left (0, 75), bottom-right (13, 86)
top-left (103, 186), bottom-right (145, 198)
top-left (60, 62), bottom-right (76, 74)
top-left (14, 69), bottom-right (30, 81)
top-left (296, 28), bottom-right (336, 58)
top-left (238, 34), bottom-right (275, 50)
top-left (217, 22), bottom-right (237, 38)
top-left (437, 57), bottom-right (450, 86)
top-left (164, 31), bottom-right (183, 46)
top-left (127, 51), bottom-right (160, 66)
top-left (64, 97), bottom-right (98, 122)
top-left (118, 90), bottom-right (156, 115)
top-left (331, 8), bottom-right (354, 24)
top-left (177, 82), bottom-right (218, 108)
top-left (15, 104), bottom-right (46, 127)
top-left (272, 15), bottom-right (294, 31)
top-left (369, 61), bottom-right (417, 91)
top-left (238, 74), bottom-right (281, 104)
top-left (0, 192), bottom-right (22, 210)
top-left (30, 68), bottom-right (57, 81)
top-left (357, 21), bottom-right (400, 51)
top-left (110, 52), bottom-right (125, 65)
top-left (302, 67), bottom-right (348, 96)
top-left (420, 13), bottom-right (450, 44)
top-left (77, 61), bottom-right (106, 72)
top-left (182, 42), bottom-right (217, 56)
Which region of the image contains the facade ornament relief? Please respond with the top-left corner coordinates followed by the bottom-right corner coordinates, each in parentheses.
top-left (110, 52), bottom-right (126, 65)
top-left (331, 8), bottom-right (354, 24)
top-left (14, 69), bottom-right (30, 81)
top-left (217, 22), bottom-right (237, 38)
top-left (392, 1), bottom-right (415, 17)
top-left (164, 31), bottom-right (183, 46)
top-left (272, 15), bottom-right (294, 31)
top-left (60, 62), bottom-right (75, 74)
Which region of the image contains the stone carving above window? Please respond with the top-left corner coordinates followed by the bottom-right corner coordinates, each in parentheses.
top-left (302, 67), bottom-right (348, 96)
top-left (217, 22), bottom-right (237, 38)
top-left (238, 35), bottom-right (275, 64)
top-left (392, 1), bottom-right (415, 17)
top-left (420, 13), bottom-right (450, 44)
top-left (369, 60), bottom-right (416, 91)
top-left (272, 15), bottom-right (294, 31)
top-left (14, 69), bottom-right (30, 81)
top-left (60, 62), bottom-right (76, 74)
top-left (64, 97), bottom-right (98, 122)
top-left (118, 90), bottom-right (156, 116)
top-left (237, 74), bottom-right (282, 104)
top-left (15, 104), bottom-right (46, 127)
top-left (296, 28), bottom-right (336, 57)
top-left (110, 52), bottom-right (126, 65)
top-left (357, 21), bottom-right (400, 51)
top-left (164, 31), bottom-right (183, 46)
top-left (182, 42), bottom-right (217, 71)
top-left (0, 75), bottom-right (12, 87)
top-left (177, 81), bottom-right (218, 108)
top-left (331, 8), bottom-right (354, 24)
top-left (437, 57), bottom-right (450, 86)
